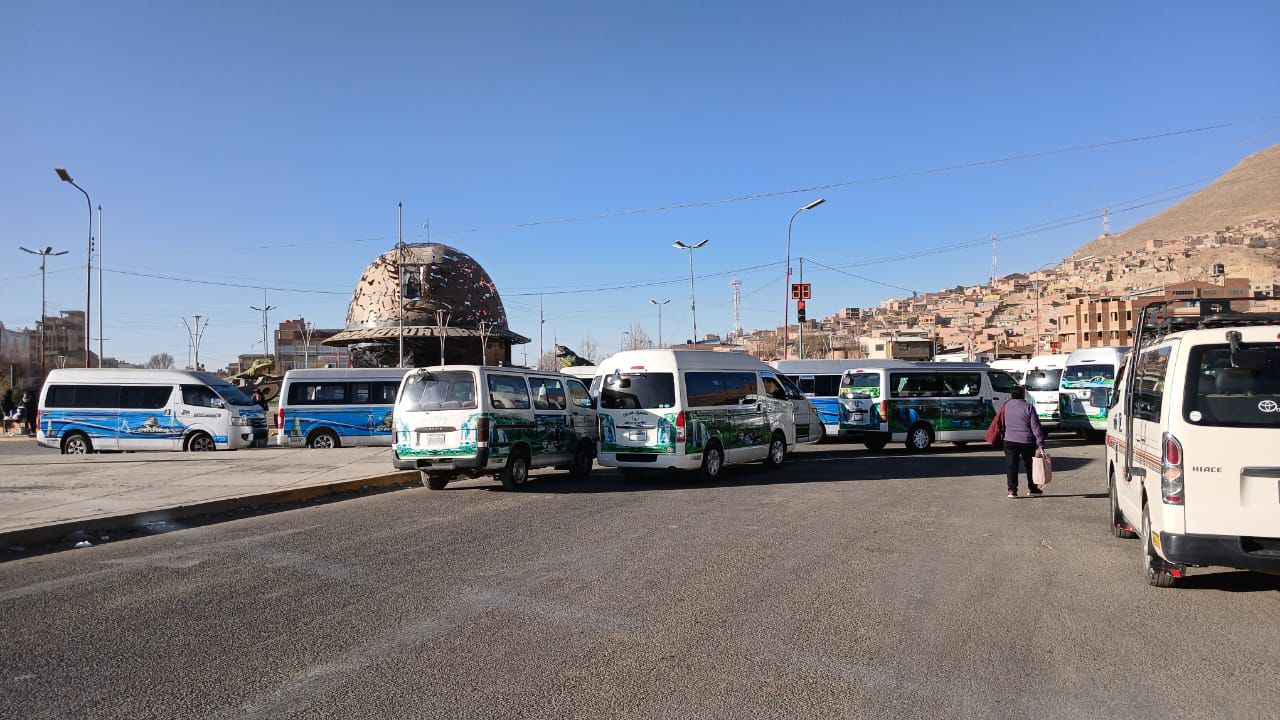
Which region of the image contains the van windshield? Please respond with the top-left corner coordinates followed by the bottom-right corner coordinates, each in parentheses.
top-left (209, 382), bottom-right (258, 406)
top-left (1183, 344), bottom-right (1280, 428)
top-left (397, 370), bottom-right (478, 411)
top-left (601, 373), bottom-right (675, 409)
top-left (1063, 364), bottom-right (1115, 387)
top-left (1025, 369), bottom-right (1063, 391)
top-left (838, 373), bottom-right (881, 398)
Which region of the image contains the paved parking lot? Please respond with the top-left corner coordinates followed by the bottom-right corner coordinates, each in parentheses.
top-left (2, 438), bottom-right (1276, 719)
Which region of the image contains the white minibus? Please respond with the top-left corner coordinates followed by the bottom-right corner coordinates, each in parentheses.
top-left (1106, 299), bottom-right (1280, 586)
top-left (392, 365), bottom-right (598, 490)
top-left (990, 358), bottom-right (1030, 383)
top-left (595, 350), bottom-right (821, 480)
top-left (1023, 354), bottom-right (1069, 428)
top-left (37, 369), bottom-right (267, 454)
top-left (1060, 347), bottom-right (1129, 437)
top-left (771, 359), bottom-right (879, 438)
top-left (277, 367), bottom-right (411, 448)
top-left (837, 362), bottom-right (1017, 451)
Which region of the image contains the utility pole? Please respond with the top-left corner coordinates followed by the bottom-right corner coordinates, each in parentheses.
top-left (434, 309), bottom-right (451, 366)
top-left (397, 202), bottom-right (404, 368)
top-left (300, 320), bottom-right (315, 369)
top-left (249, 290), bottom-right (276, 370)
top-left (990, 234), bottom-right (998, 286)
top-left (478, 321), bottom-right (492, 365)
top-left (97, 204), bottom-right (104, 366)
top-left (182, 315), bottom-right (209, 371)
top-left (538, 294), bottom-right (545, 369)
top-left (20, 246), bottom-right (69, 378)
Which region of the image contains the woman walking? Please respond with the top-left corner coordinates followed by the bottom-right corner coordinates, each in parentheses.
top-left (998, 386), bottom-right (1046, 498)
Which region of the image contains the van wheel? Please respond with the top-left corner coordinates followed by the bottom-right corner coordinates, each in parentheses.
top-left (569, 440), bottom-right (594, 478)
top-left (906, 423), bottom-right (933, 452)
top-left (307, 429), bottom-right (339, 449)
top-left (501, 449), bottom-right (530, 490)
top-left (1110, 471), bottom-right (1137, 539)
top-left (423, 473), bottom-right (449, 491)
top-left (61, 432), bottom-right (92, 455)
top-left (186, 432), bottom-right (216, 452)
top-left (701, 441), bottom-right (724, 481)
top-left (763, 431), bottom-right (786, 469)
top-left (863, 439), bottom-right (887, 452)
top-left (1142, 503), bottom-right (1179, 588)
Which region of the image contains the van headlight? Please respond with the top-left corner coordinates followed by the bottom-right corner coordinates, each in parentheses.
top-left (231, 417), bottom-right (253, 426)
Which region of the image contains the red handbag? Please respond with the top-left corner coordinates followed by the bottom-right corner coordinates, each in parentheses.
top-left (985, 404), bottom-right (1006, 448)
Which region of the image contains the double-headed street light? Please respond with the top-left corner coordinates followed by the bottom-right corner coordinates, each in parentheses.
top-left (649, 298), bottom-right (670, 348)
top-left (20, 246), bottom-right (69, 378)
top-left (672, 240), bottom-right (709, 344)
top-left (783, 198), bottom-right (825, 359)
top-left (55, 168), bottom-right (93, 367)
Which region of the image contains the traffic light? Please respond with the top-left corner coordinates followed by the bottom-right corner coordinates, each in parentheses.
top-left (797, 299), bottom-right (806, 323)
top-left (790, 283), bottom-right (812, 299)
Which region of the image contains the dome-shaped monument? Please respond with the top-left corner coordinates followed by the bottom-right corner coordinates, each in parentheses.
top-left (324, 243), bottom-right (529, 367)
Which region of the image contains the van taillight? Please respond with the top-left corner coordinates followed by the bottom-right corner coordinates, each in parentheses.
top-left (879, 400), bottom-right (888, 421)
top-left (476, 417), bottom-right (490, 446)
top-left (1161, 432), bottom-right (1184, 505)
top-left (277, 408), bottom-right (284, 429)
top-left (675, 412), bottom-right (686, 442)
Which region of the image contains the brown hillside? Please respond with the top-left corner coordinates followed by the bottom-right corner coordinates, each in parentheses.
top-left (1073, 143), bottom-right (1280, 258)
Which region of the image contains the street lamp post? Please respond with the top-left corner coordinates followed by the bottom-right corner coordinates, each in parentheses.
top-left (20, 246), bottom-right (69, 378)
top-left (649, 299), bottom-right (669, 347)
top-left (783, 199), bottom-right (825, 360)
top-left (672, 240), bottom-right (709, 344)
top-left (97, 204), bottom-right (104, 366)
top-left (620, 331), bottom-right (630, 352)
top-left (54, 168), bottom-right (93, 367)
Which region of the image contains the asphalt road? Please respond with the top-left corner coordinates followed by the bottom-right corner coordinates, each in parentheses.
top-left (2, 438), bottom-right (1277, 719)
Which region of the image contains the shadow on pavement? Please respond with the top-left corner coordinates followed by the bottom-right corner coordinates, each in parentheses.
top-left (1177, 570), bottom-right (1280, 593)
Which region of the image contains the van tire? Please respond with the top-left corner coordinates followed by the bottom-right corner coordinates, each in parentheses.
top-left (1110, 471), bottom-right (1137, 539)
top-left (307, 429), bottom-right (339, 449)
top-left (501, 448), bottom-right (530, 490)
top-left (863, 439), bottom-right (887, 452)
top-left (700, 441), bottom-right (724, 482)
top-left (423, 473), bottom-right (449, 491)
top-left (569, 440), bottom-right (594, 478)
top-left (185, 432), bottom-right (216, 452)
top-left (905, 423), bottom-right (933, 452)
top-left (61, 432), bottom-right (93, 455)
top-left (1142, 502), bottom-right (1179, 588)
top-left (763, 431), bottom-right (786, 469)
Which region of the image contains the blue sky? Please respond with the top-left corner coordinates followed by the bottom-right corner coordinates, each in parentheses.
top-left (3, 1), bottom-right (1278, 368)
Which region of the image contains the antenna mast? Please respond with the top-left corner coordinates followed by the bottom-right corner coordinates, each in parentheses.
top-left (730, 277), bottom-right (742, 339)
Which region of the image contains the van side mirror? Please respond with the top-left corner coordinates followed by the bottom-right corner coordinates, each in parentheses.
top-left (211, 398), bottom-right (225, 409)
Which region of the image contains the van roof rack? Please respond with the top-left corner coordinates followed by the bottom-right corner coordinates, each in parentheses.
top-left (1131, 294), bottom-right (1280, 351)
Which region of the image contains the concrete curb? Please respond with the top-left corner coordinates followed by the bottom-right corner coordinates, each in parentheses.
top-left (0, 470), bottom-right (420, 549)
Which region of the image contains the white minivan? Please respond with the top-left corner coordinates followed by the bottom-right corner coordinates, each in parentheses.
top-left (37, 368), bottom-right (267, 453)
top-left (595, 350), bottom-right (821, 480)
top-left (1023, 354), bottom-right (1069, 428)
top-left (1106, 299), bottom-right (1280, 586)
top-left (392, 365), bottom-right (598, 490)
top-left (277, 367), bottom-right (410, 449)
top-left (1061, 346), bottom-right (1128, 438)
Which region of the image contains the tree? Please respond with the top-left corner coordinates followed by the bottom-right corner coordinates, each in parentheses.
top-left (626, 322), bottom-right (653, 351)
top-left (146, 352), bottom-right (175, 370)
top-left (578, 334), bottom-right (603, 364)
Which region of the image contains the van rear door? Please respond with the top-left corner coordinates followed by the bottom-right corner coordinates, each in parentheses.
top-left (1178, 343), bottom-right (1280, 537)
top-left (600, 372), bottom-right (678, 455)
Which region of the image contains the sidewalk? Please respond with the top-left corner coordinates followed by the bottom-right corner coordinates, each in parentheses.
top-left (0, 446), bottom-right (417, 546)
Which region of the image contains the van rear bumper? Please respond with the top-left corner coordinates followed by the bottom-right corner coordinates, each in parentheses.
top-left (394, 448), bottom-right (490, 472)
top-left (1160, 532), bottom-right (1280, 575)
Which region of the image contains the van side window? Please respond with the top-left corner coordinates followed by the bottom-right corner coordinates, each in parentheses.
top-left (942, 372), bottom-right (981, 397)
top-left (724, 372), bottom-right (758, 405)
top-left (45, 385), bottom-right (117, 408)
top-left (351, 383), bottom-right (371, 404)
top-left (891, 373), bottom-right (942, 398)
top-left (289, 382), bottom-right (347, 405)
top-left (120, 386), bottom-right (172, 409)
top-left (567, 379), bottom-right (593, 409)
top-left (1133, 347), bottom-right (1173, 422)
top-left (487, 374), bottom-right (530, 410)
top-left (373, 382), bottom-right (400, 404)
top-left (181, 385), bottom-right (221, 408)
top-left (686, 372), bottom-right (727, 407)
top-left (529, 377), bottom-right (567, 411)
top-left (761, 375), bottom-right (788, 401)
top-left (987, 371), bottom-right (1017, 394)
top-left (777, 373), bottom-right (805, 400)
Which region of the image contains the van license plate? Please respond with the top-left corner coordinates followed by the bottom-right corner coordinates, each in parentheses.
top-left (627, 430), bottom-right (648, 442)
top-left (426, 433), bottom-right (445, 446)
top-left (850, 413), bottom-right (866, 422)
